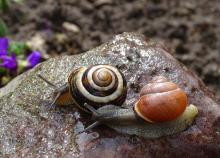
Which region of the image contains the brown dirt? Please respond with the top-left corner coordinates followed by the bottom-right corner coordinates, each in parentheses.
top-left (1, 0), bottom-right (220, 100)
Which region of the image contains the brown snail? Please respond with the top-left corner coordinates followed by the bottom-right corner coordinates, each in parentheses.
top-left (134, 76), bottom-right (187, 123)
top-left (38, 64), bottom-right (127, 113)
top-left (79, 76), bottom-right (198, 138)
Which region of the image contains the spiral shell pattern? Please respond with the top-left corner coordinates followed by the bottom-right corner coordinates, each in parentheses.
top-left (68, 65), bottom-right (127, 110)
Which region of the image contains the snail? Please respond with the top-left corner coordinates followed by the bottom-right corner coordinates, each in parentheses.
top-left (79, 76), bottom-right (198, 138)
top-left (135, 76), bottom-right (188, 123)
top-left (37, 64), bottom-right (127, 113)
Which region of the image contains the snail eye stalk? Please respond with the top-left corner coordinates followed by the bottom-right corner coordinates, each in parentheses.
top-left (76, 103), bottom-right (105, 135)
top-left (76, 121), bottom-right (101, 136)
top-left (37, 74), bottom-right (63, 108)
top-left (84, 103), bottom-right (100, 117)
top-left (37, 74), bottom-right (57, 88)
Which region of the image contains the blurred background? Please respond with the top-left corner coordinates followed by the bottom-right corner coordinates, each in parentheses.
top-left (0, 0), bottom-right (219, 100)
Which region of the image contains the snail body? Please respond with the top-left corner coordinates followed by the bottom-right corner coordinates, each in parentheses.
top-left (38, 70), bottom-right (198, 138)
top-left (38, 64), bottom-right (127, 113)
top-left (94, 104), bottom-right (198, 138)
top-left (81, 76), bottom-right (198, 138)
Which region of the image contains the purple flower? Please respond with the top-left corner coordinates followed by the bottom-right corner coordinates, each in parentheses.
top-left (0, 37), bottom-right (9, 56)
top-left (0, 54), bottom-right (17, 70)
top-left (26, 51), bottom-right (41, 68)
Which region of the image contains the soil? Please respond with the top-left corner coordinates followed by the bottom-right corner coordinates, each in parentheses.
top-left (0, 0), bottom-right (220, 100)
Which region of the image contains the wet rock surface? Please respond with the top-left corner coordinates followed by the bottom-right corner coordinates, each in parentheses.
top-left (0, 33), bottom-right (220, 157)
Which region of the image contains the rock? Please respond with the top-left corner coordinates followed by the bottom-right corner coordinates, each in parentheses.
top-left (62, 22), bottom-right (80, 33)
top-left (94, 0), bottom-right (113, 7)
top-left (0, 32), bottom-right (220, 157)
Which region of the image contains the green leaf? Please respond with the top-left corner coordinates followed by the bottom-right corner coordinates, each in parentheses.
top-left (0, 0), bottom-right (10, 12)
top-left (8, 42), bottom-right (29, 56)
top-left (0, 18), bottom-right (8, 36)
top-left (1, 76), bottom-right (11, 85)
top-left (0, 67), bottom-right (6, 73)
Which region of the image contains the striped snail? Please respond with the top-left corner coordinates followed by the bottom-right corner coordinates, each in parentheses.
top-left (38, 64), bottom-right (127, 113)
top-left (80, 76), bottom-right (198, 138)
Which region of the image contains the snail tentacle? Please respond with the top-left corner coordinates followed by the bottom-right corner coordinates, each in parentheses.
top-left (50, 92), bottom-right (62, 106)
top-left (37, 64), bottom-right (127, 112)
top-left (94, 104), bottom-right (198, 138)
top-left (84, 103), bottom-right (100, 117)
top-left (79, 76), bottom-right (198, 138)
top-left (76, 121), bottom-right (101, 136)
top-left (37, 74), bottom-right (57, 88)
top-left (77, 103), bottom-right (104, 135)
top-left (38, 72), bottom-right (198, 138)
top-left (37, 74), bottom-right (66, 108)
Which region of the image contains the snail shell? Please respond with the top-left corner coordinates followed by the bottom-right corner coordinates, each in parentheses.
top-left (87, 76), bottom-right (197, 138)
top-left (134, 76), bottom-right (187, 122)
top-left (68, 65), bottom-right (127, 111)
top-left (37, 64), bottom-right (127, 113)
top-left (77, 76), bottom-right (198, 138)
